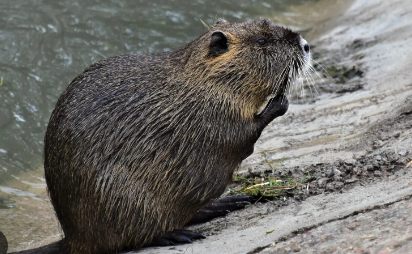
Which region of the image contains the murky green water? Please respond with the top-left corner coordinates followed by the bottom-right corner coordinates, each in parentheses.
top-left (0, 0), bottom-right (319, 183)
top-left (0, 0), bottom-right (353, 250)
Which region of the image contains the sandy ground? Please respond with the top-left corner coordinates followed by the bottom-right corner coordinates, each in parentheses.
top-left (135, 0), bottom-right (412, 253)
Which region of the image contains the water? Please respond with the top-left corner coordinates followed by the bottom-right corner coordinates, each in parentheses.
top-left (0, 0), bottom-right (352, 250)
top-left (0, 0), bottom-right (312, 183)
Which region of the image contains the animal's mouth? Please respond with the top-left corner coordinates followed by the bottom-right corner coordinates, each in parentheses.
top-left (257, 75), bottom-right (292, 115)
top-left (257, 56), bottom-right (307, 115)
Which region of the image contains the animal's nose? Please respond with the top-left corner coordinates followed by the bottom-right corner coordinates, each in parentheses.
top-left (303, 43), bottom-right (310, 53)
top-left (300, 38), bottom-right (310, 54)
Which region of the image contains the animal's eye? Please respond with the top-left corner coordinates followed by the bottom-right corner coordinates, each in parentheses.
top-left (256, 38), bottom-right (268, 47)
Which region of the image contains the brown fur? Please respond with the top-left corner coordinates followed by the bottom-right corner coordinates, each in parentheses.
top-left (42, 19), bottom-right (308, 254)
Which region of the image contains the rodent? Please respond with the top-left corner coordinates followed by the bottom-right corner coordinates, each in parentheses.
top-left (15, 18), bottom-right (310, 254)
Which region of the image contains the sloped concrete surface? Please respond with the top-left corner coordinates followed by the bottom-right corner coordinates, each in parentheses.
top-left (137, 0), bottom-right (412, 253)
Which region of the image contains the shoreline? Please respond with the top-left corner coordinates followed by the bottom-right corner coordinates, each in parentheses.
top-left (4, 0), bottom-right (412, 252)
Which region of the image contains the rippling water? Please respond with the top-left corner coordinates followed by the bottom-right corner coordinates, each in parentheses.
top-left (0, 0), bottom-right (319, 183)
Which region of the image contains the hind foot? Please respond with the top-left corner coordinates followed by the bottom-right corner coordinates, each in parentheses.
top-left (186, 194), bottom-right (255, 226)
top-left (150, 229), bottom-right (205, 246)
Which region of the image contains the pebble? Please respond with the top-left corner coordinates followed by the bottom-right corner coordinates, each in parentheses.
top-left (398, 150), bottom-right (407, 156)
top-left (318, 178), bottom-right (329, 188)
top-left (354, 248), bottom-right (370, 254)
top-left (345, 178), bottom-right (358, 184)
top-left (347, 222), bottom-right (360, 229)
top-left (344, 159), bottom-right (356, 165)
top-left (341, 228), bottom-right (350, 233)
top-left (372, 140), bottom-right (384, 149)
top-left (325, 168), bottom-right (333, 177)
top-left (374, 171), bottom-right (382, 177)
top-left (326, 182), bottom-right (344, 191)
top-left (332, 167), bottom-right (342, 176)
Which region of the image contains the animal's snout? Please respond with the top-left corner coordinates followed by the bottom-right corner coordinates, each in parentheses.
top-left (303, 43), bottom-right (310, 53)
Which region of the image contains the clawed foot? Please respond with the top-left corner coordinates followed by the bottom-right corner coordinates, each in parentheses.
top-left (186, 194), bottom-right (255, 226)
top-left (149, 194), bottom-right (254, 247)
top-left (150, 229), bottom-right (205, 246)
top-left (255, 94), bottom-right (289, 127)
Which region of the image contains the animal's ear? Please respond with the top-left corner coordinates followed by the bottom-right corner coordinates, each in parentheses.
top-left (210, 30), bottom-right (229, 56)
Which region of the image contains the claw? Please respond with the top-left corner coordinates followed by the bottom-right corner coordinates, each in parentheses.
top-left (150, 229), bottom-right (205, 247)
top-left (186, 194), bottom-right (254, 226)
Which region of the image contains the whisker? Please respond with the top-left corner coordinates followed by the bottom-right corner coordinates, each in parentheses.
top-left (310, 58), bottom-right (331, 80)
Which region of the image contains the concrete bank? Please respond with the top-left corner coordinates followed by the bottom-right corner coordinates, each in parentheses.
top-left (137, 0), bottom-right (412, 253)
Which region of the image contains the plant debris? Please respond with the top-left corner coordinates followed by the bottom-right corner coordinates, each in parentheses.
top-left (230, 173), bottom-right (314, 201)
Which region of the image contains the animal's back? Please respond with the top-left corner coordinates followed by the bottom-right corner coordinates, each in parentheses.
top-left (44, 53), bottom-right (243, 253)
top-left (42, 18), bottom-right (310, 254)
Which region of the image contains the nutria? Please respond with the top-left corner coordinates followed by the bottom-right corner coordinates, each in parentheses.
top-left (13, 18), bottom-right (310, 254)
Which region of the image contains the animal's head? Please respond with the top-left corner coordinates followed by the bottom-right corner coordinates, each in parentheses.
top-left (176, 18), bottom-right (311, 117)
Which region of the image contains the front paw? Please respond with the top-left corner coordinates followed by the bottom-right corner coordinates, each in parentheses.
top-left (255, 94), bottom-right (289, 126)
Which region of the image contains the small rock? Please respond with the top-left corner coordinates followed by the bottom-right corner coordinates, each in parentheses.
top-left (374, 171), bottom-right (382, 177)
top-left (343, 165), bottom-right (352, 174)
top-left (354, 248), bottom-right (369, 254)
top-left (361, 171), bottom-right (369, 176)
top-left (375, 155), bottom-right (382, 161)
top-left (341, 227), bottom-right (350, 233)
top-left (326, 182), bottom-right (344, 191)
top-left (345, 178), bottom-right (358, 184)
top-left (332, 167), bottom-right (342, 176)
top-left (329, 246), bottom-right (339, 252)
top-left (386, 151), bottom-right (398, 162)
top-left (293, 246), bottom-right (301, 252)
top-left (398, 150), bottom-right (407, 156)
top-left (344, 159), bottom-right (356, 165)
top-left (318, 178), bottom-right (329, 188)
top-left (325, 183), bottom-right (333, 191)
top-left (347, 222), bottom-right (359, 229)
top-left (366, 164), bottom-right (374, 171)
top-left (372, 140), bottom-right (384, 149)
top-left (325, 167), bottom-right (333, 177)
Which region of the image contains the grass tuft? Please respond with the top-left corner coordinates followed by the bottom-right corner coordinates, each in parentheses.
top-left (230, 172), bottom-right (314, 201)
